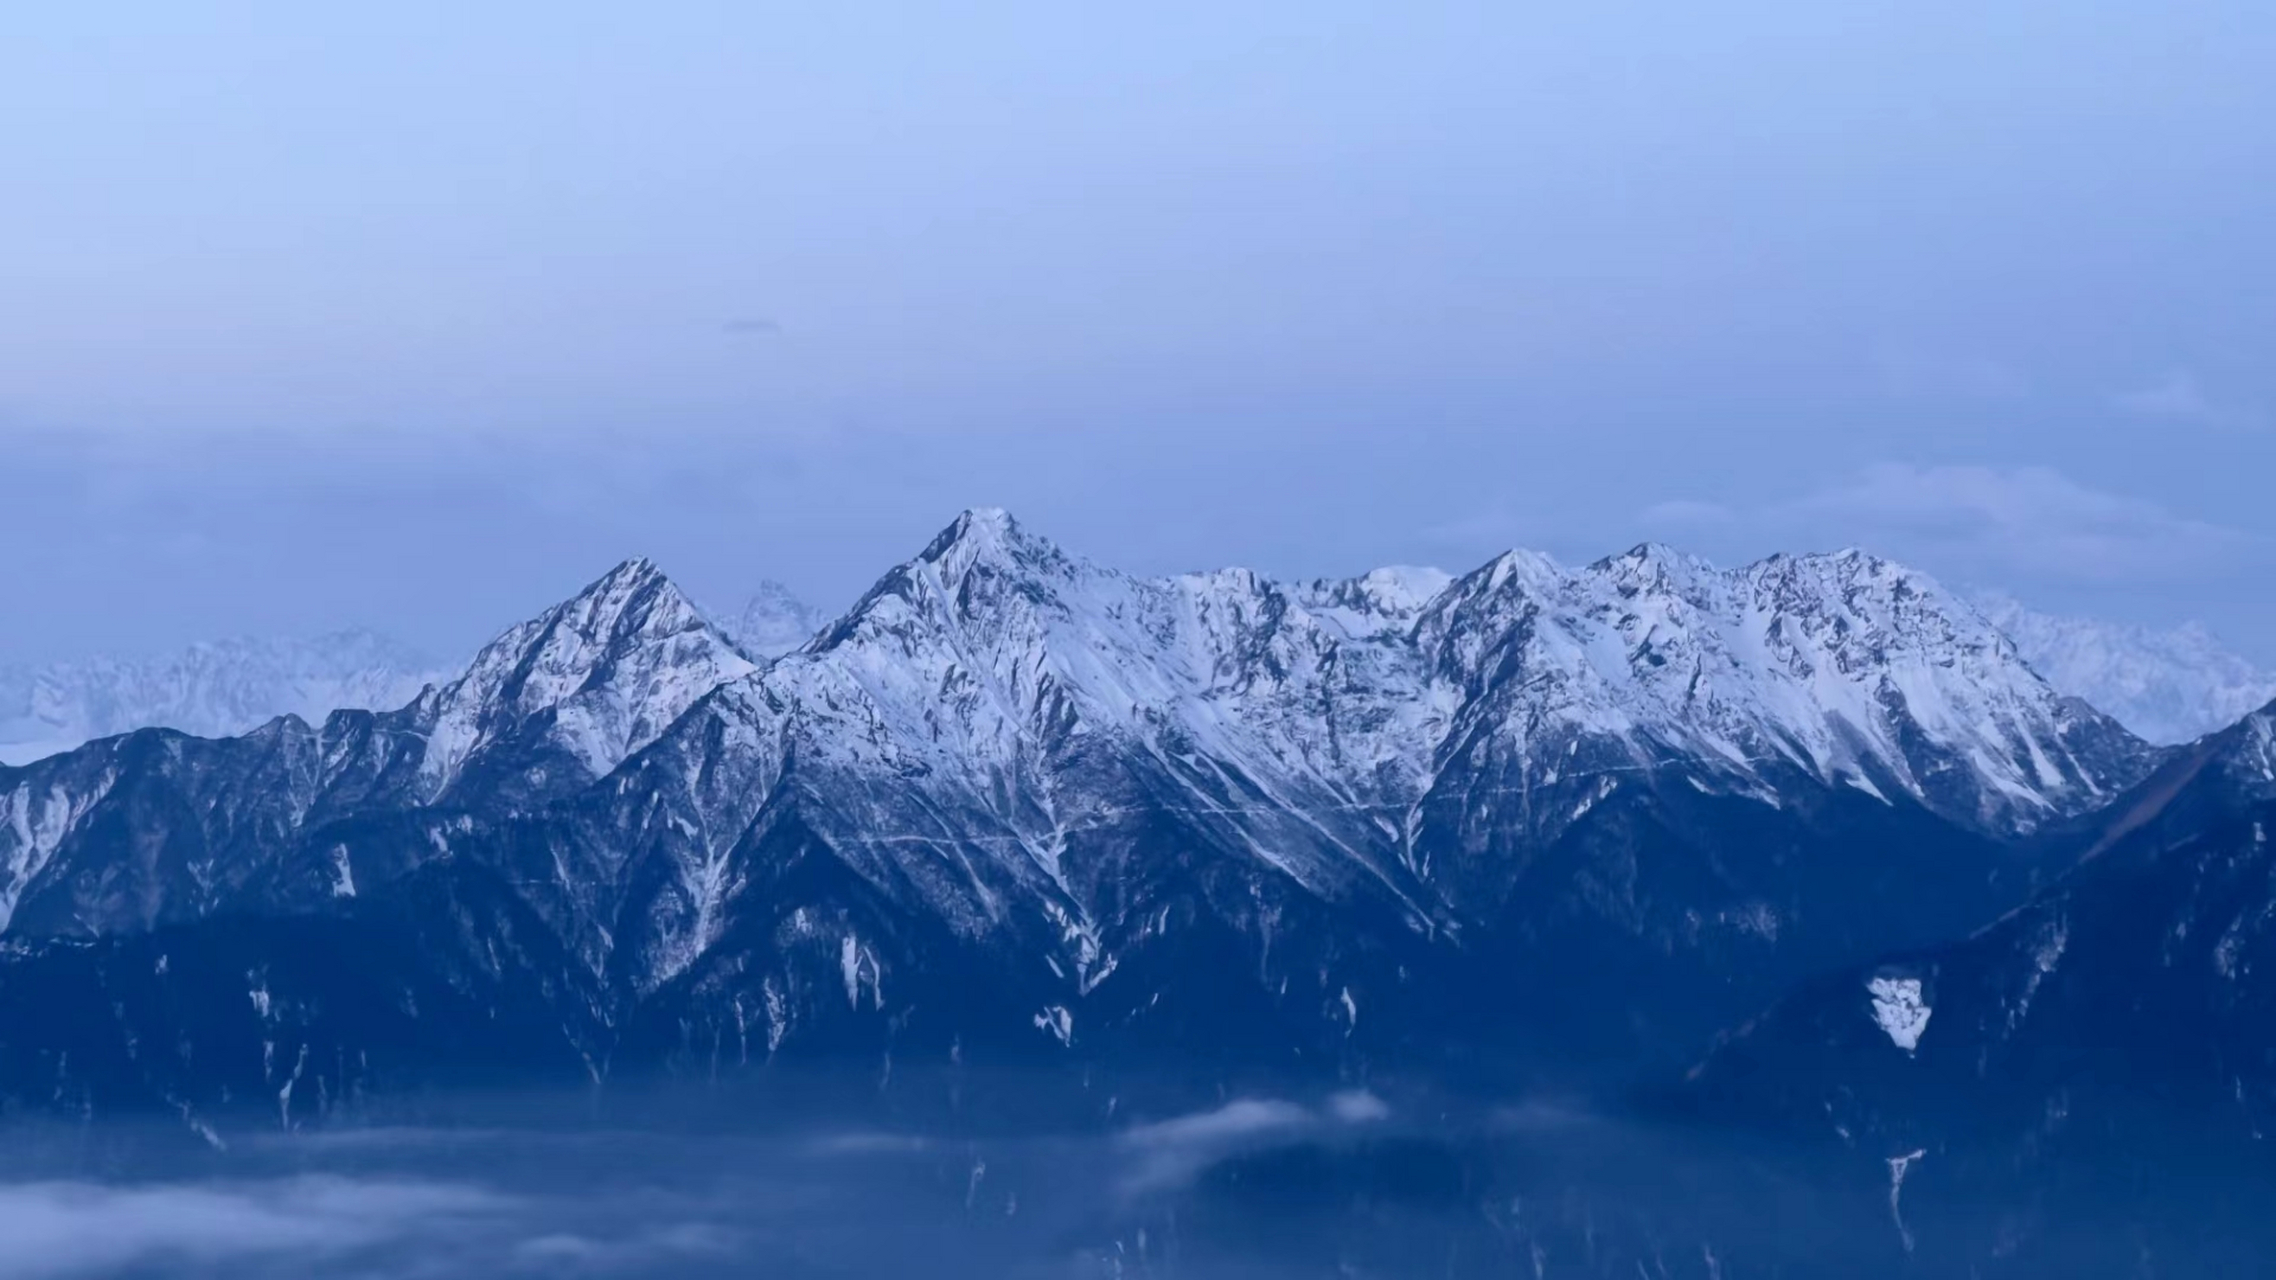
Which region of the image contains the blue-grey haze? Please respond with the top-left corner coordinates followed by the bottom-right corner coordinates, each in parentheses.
top-left (2, 1), bottom-right (2270, 663)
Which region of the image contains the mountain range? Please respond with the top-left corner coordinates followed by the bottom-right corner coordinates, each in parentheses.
top-left (11, 565), bottom-right (2263, 778)
top-left (4, 501), bottom-right (2276, 1266)
top-left (0, 508), bottom-right (2196, 1114)
top-left (9, 507), bottom-right (2276, 1271)
top-left (0, 631), bottom-right (448, 767)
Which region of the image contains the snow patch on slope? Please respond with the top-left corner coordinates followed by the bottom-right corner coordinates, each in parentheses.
top-left (1868, 974), bottom-right (1932, 1052)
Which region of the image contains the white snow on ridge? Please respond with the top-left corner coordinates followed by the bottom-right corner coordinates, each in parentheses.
top-left (742, 511), bottom-right (1473, 885)
top-left (411, 558), bottom-right (757, 799)
top-left (2232, 707), bottom-right (2276, 795)
top-left (2, 515), bottom-right (2152, 846)
top-left (1404, 541), bottom-right (2133, 829)
top-left (0, 510), bottom-right (2188, 1013)
top-left (599, 511), bottom-right (2151, 991)
top-left (23, 508), bottom-right (2276, 1091)
top-left (597, 512), bottom-right (2163, 970)
top-left (824, 516), bottom-right (2126, 828)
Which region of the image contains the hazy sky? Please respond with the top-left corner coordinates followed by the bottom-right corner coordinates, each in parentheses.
top-left (4, 1), bottom-right (2271, 664)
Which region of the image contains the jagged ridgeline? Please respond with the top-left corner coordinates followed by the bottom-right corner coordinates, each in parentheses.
top-left (0, 509), bottom-right (2165, 1118)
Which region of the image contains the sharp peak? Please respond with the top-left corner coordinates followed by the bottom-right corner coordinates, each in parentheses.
top-left (923, 506), bottom-right (1023, 550)
top-left (807, 508), bottom-right (1077, 649)
top-left (592, 554), bottom-right (670, 585)
top-left (1451, 547), bottom-right (1564, 599)
top-left (915, 507), bottom-right (1075, 573)
top-left (525, 557), bottom-right (710, 635)
top-left (1586, 540), bottom-right (1720, 575)
top-left (442, 553), bottom-right (737, 696)
top-left (1481, 546), bottom-right (1564, 574)
top-left (1617, 538), bottom-right (1695, 560)
top-left (561, 555), bottom-right (707, 605)
top-left (958, 505), bottom-right (1016, 528)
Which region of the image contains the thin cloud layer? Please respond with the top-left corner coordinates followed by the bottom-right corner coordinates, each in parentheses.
top-left (1115, 1094), bottom-right (1393, 1194)
top-left (1636, 499), bottom-right (1737, 529)
top-left (1644, 464), bottom-right (2263, 586)
top-left (1869, 342), bottom-right (2032, 402)
top-left (0, 1176), bottom-right (512, 1279)
top-left (1792, 464), bottom-right (2256, 582)
top-left (2115, 371), bottom-right (2264, 431)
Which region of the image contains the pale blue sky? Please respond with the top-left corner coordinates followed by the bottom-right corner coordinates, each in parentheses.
top-left (2, 1), bottom-right (2271, 662)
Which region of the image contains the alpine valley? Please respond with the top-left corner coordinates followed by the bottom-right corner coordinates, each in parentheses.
top-left (4, 509), bottom-right (2274, 1274)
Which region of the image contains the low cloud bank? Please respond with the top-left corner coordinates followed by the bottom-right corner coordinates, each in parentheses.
top-left (0, 1176), bottom-right (509, 1279)
top-left (1116, 1091), bottom-right (1392, 1193)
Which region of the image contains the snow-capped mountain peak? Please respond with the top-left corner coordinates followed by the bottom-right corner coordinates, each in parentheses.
top-left (1412, 541), bottom-right (2146, 831)
top-left (413, 557), bottom-right (756, 796)
top-left (0, 556), bottom-right (775, 941)
top-left (926, 504), bottom-right (1019, 549)
top-left (1591, 540), bottom-right (1723, 588)
top-left (916, 507), bottom-right (1081, 602)
top-left (521, 514), bottom-right (2157, 1049)
top-left (1, 521), bottom-right (2158, 850)
top-left (0, 511), bottom-right (2191, 1117)
top-left (739, 513), bottom-right (2150, 924)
